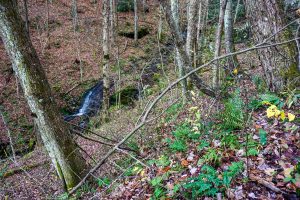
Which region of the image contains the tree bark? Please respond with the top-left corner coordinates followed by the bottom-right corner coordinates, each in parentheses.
top-left (244, 0), bottom-right (297, 92)
top-left (170, 0), bottom-right (188, 102)
top-left (224, 0), bottom-right (238, 72)
top-left (160, 0), bottom-right (215, 97)
top-left (23, 0), bottom-right (29, 34)
top-left (186, 0), bottom-right (198, 62)
top-left (134, 0), bottom-right (138, 42)
top-left (213, 0), bottom-right (227, 89)
top-left (0, 0), bottom-right (88, 191)
top-left (71, 0), bottom-right (79, 31)
top-left (102, 0), bottom-right (110, 117)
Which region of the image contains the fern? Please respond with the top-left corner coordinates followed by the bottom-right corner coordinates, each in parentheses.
top-left (220, 89), bottom-right (244, 130)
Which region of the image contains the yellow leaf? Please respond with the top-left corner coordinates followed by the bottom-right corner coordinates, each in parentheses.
top-left (262, 101), bottom-right (271, 105)
top-left (233, 68), bottom-right (238, 75)
top-left (283, 167), bottom-right (294, 179)
top-left (266, 105), bottom-right (278, 118)
top-left (189, 106), bottom-right (198, 111)
top-left (280, 111), bottom-right (285, 121)
top-left (190, 90), bottom-right (196, 96)
top-left (288, 113), bottom-right (295, 122)
top-left (274, 109), bottom-right (281, 117)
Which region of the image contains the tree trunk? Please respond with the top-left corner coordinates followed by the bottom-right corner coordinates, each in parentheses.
top-left (244, 0), bottom-right (297, 92)
top-left (224, 0), bottom-right (238, 72)
top-left (170, 0), bottom-right (188, 102)
top-left (71, 0), bottom-right (79, 31)
top-left (134, 0), bottom-right (138, 42)
top-left (161, 0), bottom-right (215, 97)
top-left (186, 0), bottom-right (198, 63)
top-left (196, 0), bottom-right (209, 65)
top-left (23, 0), bottom-right (29, 34)
top-left (102, 0), bottom-right (110, 118)
top-left (0, 1), bottom-right (88, 190)
top-left (233, 0), bottom-right (241, 24)
top-left (213, 0), bottom-right (227, 89)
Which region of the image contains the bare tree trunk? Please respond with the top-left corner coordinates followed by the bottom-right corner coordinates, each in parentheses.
top-left (171, 0), bottom-right (188, 102)
top-left (0, 1), bottom-right (88, 190)
top-left (157, 4), bottom-right (163, 41)
top-left (161, 0), bottom-right (215, 97)
top-left (233, 0), bottom-right (241, 24)
top-left (224, 0), bottom-right (238, 72)
top-left (213, 0), bottom-right (227, 89)
top-left (102, 0), bottom-right (110, 118)
top-left (71, 0), bottom-right (79, 31)
top-left (23, 0), bottom-right (29, 34)
top-left (186, 0), bottom-right (198, 63)
top-left (134, 0), bottom-right (138, 42)
top-left (109, 0), bottom-right (115, 46)
top-left (245, 0), bottom-right (297, 92)
top-left (196, 0), bottom-right (209, 65)
top-left (45, 0), bottom-right (49, 38)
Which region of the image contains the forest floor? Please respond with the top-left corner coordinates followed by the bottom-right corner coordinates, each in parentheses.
top-left (0, 0), bottom-right (300, 199)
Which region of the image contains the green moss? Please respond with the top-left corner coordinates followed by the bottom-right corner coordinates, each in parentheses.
top-left (283, 63), bottom-right (300, 89)
top-left (118, 25), bottom-right (150, 39)
top-left (110, 86), bottom-right (139, 106)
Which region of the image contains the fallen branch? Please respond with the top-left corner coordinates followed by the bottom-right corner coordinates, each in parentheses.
top-left (71, 129), bottom-right (136, 153)
top-left (2, 160), bottom-right (48, 178)
top-left (68, 37), bottom-right (300, 195)
top-left (249, 174), bottom-right (286, 194)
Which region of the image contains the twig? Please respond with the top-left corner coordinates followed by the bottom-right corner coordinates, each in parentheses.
top-left (249, 174), bottom-right (286, 194)
top-left (0, 109), bottom-right (16, 161)
top-left (116, 148), bottom-right (150, 169)
top-left (68, 37), bottom-right (300, 195)
top-left (71, 129), bottom-right (136, 153)
top-left (67, 121), bottom-right (117, 143)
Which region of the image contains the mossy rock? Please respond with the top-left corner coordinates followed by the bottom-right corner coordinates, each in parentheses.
top-left (110, 86), bottom-right (139, 106)
top-left (117, 0), bottom-right (134, 12)
top-left (118, 24), bottom-right (150, 39)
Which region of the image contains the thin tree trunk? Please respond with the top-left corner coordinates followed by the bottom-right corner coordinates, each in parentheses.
top-left (186, 0), bottom-right (198, 62)
top-left (23, 0), bottom-right (29, 34)
top-left (171, 0), bottom-right (188, 102)
top-left (0, 1), bottom-right (88, 190)
top-left (134, 0), bottom-right (138, 42)
top-left (212, 0), bottom-right (227, 89)
top-left (71, 0), bottom-right (79, 31)
top-left (196, 0), bottom-right (209, 65)
top-left (109, 0), bottom-right (115, 46)
top-left (161, 0), bottom-right (215, 97)
top-left (157, 4), bottom-right (163, 41)
top-left (45, 0), bottom-right (49, 38)
top-left (102, 0), bottom-right (110, 118)
top-left (233, 0), bottom-right (241, 24)
top-left (245, 0), bottom-right (297, 92)
top-left (224, 0), bottom-right (238, 72)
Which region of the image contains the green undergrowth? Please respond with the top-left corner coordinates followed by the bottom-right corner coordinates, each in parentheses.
top-left (109, 80), bottom-right (300, 199)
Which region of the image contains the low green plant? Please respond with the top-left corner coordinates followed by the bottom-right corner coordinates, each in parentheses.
top-left (223, 161), bottom-right (244, 187)
top-left (221, 131), bottom-right (240, 149)
top-left (219, 89), bottom-right (244, 130)
top-left (148, 155), bottom-right (171, 167)
top-left (184, 162), bottom-right (244, 199)
top-left (164, 103), bottom-right (183, 123)
top-left (184, 165), bottom-right (221, 198)
top-left (167, 139), bottom-right (187, 152)
top-left (97, 177), bottom-right (111, 188)
top-left (197, 140), bottom-right (210, 152)
top-left (202, 149), bottom-right (221, 164)
top-left (249, 93), bottom-right (282, 110)
top-left (149, 173), bottom-right (170, 199)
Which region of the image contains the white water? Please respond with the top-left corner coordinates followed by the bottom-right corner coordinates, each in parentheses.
top-left (76, 90), bottom-right (93, 116)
